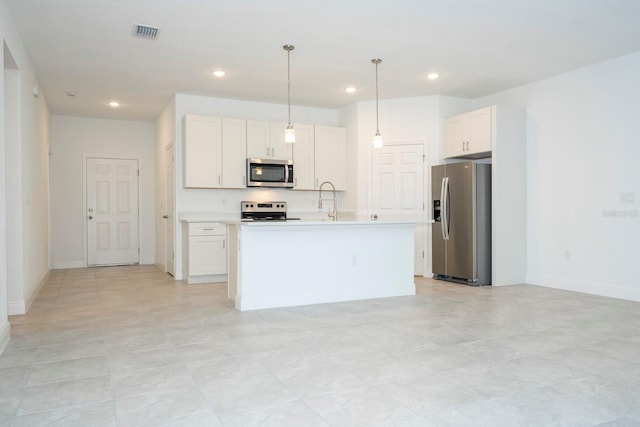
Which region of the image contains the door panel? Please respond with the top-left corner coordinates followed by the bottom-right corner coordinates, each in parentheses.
top-left (372, 144), bottom-right (424, 275)
top-left (87, 158), bottom-right (139, 266)
top-left (445, 162), bottom-right (475, 279)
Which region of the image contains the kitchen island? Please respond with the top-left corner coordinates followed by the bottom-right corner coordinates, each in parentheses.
top-left (226, 220), bottom-right (416, 311)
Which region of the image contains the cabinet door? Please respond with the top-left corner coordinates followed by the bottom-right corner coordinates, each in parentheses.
top-left (246, 120), bottom-right (270, 158)
top-left (314, 126), bottom-right (346, 190)
top-left (183, 115), bottom-right (222, 188)
top-left (443, 115), bottom-right (466, 158)
top-left (222, 118), bottom-right (247, 188)
top-left (292, 124), bottom-right (315, 190)
top-left (467, 107), bottom-right (492, 155)
top-left (189, 235), bottom-right (227, 276)
top-left (270, 122), bottom-right (294, 160)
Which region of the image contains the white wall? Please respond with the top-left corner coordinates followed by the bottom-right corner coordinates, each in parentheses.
top-left (1, 0), bottom-right (51, 341)
top-left (50, 116), bottom-right (155, 268)
top-left (476, 51), bottom-right (640, 301)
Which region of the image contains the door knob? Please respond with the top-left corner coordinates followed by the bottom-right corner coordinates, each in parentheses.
top-left (162, 215), bottom-right (168, 219)
top-left (88, 216), bottom-right (93, 220)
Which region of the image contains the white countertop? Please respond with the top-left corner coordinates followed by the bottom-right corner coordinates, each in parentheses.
top-left (179, 212), bottom-right (434, 225)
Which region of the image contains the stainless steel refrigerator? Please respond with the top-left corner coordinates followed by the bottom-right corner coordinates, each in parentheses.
top-left (431, 161), bottom-right (491, 285)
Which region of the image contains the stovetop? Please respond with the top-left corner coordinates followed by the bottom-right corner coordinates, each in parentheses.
top-left (241, 201), bottom-right (299, 221)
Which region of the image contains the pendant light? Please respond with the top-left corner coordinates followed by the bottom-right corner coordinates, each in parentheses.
top-left (283, 44), bottom-right (295, 143)
top-left (372, 58), bottom-right (383, 148)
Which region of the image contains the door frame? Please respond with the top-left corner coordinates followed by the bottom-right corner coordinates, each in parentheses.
top-left (82, 154), bottom-right (142, 267)
top-left (164, 143), bottom-right (175, 275)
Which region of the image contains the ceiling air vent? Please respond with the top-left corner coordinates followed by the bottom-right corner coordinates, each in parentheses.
top-left (132, 24), bottom-right (160, 40)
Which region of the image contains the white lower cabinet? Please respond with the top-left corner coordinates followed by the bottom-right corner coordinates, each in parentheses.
top-left (184, 222), bottom-right (227, 284)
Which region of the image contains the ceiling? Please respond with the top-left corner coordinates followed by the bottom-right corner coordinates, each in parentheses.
top-left (7, 0), bottom-right (640, 122)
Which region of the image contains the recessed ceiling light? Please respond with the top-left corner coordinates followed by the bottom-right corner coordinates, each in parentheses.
top-left (427, 73), bottom-right (440, 80)
top-left (212, 70), bottom-right (226, 77)
top-left (345, 86), bottom-right (356, 94)
top-left (108, 101), bottom-right (120, 107)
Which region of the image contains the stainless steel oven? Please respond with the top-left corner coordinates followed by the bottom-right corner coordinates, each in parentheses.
top-left (246, 158), bottom-right (294, 188)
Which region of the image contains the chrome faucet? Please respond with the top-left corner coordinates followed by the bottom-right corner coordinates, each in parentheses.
top-left (318, 181), bottom-right (338, 221)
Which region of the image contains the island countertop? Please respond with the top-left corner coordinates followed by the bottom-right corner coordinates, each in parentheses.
top-left (179, 212), bottom-right (433, 225)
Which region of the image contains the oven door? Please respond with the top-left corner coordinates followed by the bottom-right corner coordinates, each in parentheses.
top-left (247, 159), bottom-right (293, 188)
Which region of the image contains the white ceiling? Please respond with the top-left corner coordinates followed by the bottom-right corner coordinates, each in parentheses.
top-left (7, 0), bottom-right (640, 121)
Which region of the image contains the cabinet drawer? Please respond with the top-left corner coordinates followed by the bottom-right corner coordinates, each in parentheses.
top-left (188, 223), bottom-right (226, 236)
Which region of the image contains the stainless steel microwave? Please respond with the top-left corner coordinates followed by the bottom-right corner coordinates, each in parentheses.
top-left (246, 158), bottom-right (294, 188)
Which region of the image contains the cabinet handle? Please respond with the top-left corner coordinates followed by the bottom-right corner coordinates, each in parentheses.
top-left (462, 141), bottom-right (465, 151)
top-left (223, 239), bottom-right (226, 249)
top-left (271, 147), bottom-right (275, 157)
top-left (203, 228), bottom-right (214, 231)
top-left (266, 147), bottom-right (269, 157)
top-left (218, 175), bottom-right (221, 185)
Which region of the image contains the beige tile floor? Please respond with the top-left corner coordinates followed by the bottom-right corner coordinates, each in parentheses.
top-left (1, 265), bottom-right (640, 426)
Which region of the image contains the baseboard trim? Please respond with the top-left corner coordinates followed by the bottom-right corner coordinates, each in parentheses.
top-left (25, 271), bottom-right (49, 313)
top-left (541, 275), bottom-right (640, 302)
top-left (0, 321), bottom-right (10, 355)
top-left (8, 300), bottom-right (26, 316)
top-left (52, 260), bottom-right (85, 269)
top-left (7, 271), bottom-right (50, 316)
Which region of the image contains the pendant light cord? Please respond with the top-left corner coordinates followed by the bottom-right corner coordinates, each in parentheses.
top-left (375, 60), bottom-right (379, 133)
top-left (372, 58), bottom-right (382, 135)
top-left (284, 45), bottom-right (294, 126)
top-left (287, 48), bottom-right (291, 125)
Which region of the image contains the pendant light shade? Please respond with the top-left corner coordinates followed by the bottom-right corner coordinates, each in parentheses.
top-left (372, 58), bottom-right (383, 148)
top-left (283, 44), bottom-right (295, 144)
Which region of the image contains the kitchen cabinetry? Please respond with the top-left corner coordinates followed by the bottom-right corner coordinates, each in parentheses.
top-left (183, 115), bottom-right (222, 188)
top-left (222, 118), bottom-right (247, 188)
top-left (444, 106), bottom-right (492, 159)
top-left (314, 126), bottom-right (347, 191)
top-left (184, 222), bottom-right (227, 284)
top-left (246, 120), bottom-right (293, 160)
top-left (292, 125), bottom-right (347, 191)
top-left (183, 116), bottom-right (246, 189)
top-left (292, 124), bottom-right (315, 190)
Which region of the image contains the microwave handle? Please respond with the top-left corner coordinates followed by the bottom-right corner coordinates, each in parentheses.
top-left (285, 163), bottom-right (290, 184)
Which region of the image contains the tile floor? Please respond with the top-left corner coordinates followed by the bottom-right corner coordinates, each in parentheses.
top-left (1, 265), bottom-right (640, 426)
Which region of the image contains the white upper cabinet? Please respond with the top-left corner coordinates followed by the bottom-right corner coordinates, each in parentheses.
top-left (221, 118), bottom-right (247, 189)
top-left (246, 120), bottom-right (293, 160)
top-left (292, 124), bottom-right (315, 190)
top-left (270, 122), bottom-right (294, 160)
top-left (314, 126), bottom-right (346, 191)
top-left (444, 106), bottom-right (492, 159)
top-left (183, 115), bottom-right (222, 188)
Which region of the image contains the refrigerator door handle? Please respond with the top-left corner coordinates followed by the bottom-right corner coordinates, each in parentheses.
top-left (441, 177), bottom-right (450, 241)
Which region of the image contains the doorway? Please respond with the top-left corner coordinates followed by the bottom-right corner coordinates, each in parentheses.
top-left (86, 157), bottom-right (140, 266)
top-left (371, 144), bottom-right (426, 275)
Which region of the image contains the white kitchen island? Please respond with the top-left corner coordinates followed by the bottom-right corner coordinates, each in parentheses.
top-left (226, 220), bottom-right (416, 311)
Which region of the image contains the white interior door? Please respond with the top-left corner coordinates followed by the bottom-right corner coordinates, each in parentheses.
top-left (86, 158), bottom-right (139, 266)
top-left (165, 146), bottom-right (175, 276)
top-left (372, 144), bottom-right (425, 275)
